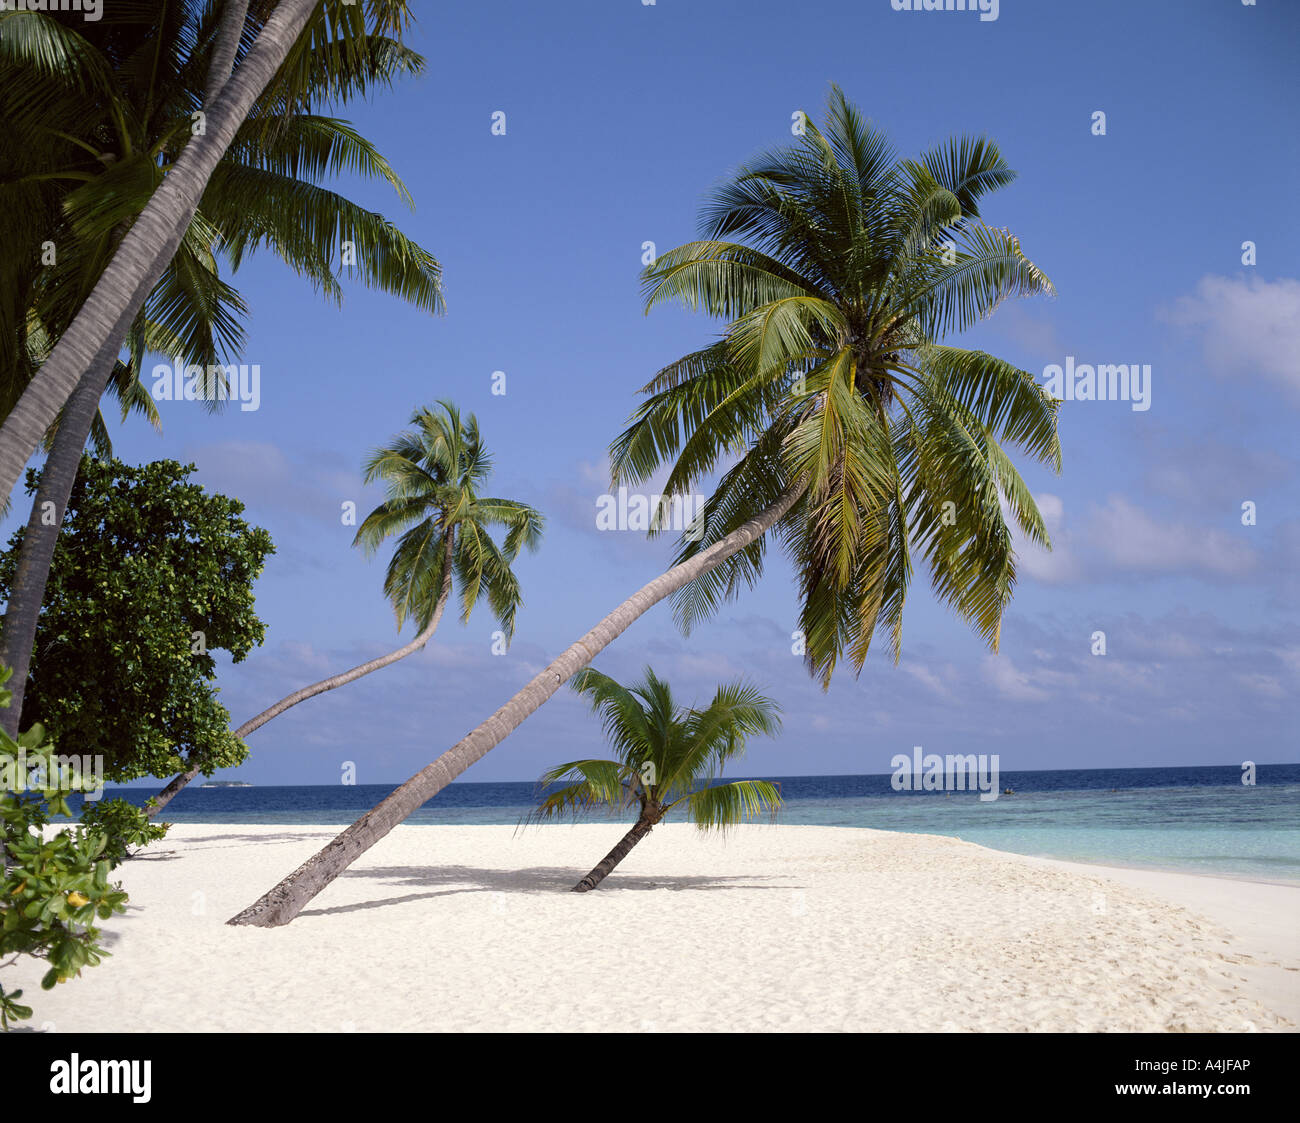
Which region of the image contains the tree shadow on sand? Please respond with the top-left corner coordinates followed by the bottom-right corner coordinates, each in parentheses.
top-left (298, 863), bottom-right (799, 917)
top-left (140, 831), bottom-right (338, 852)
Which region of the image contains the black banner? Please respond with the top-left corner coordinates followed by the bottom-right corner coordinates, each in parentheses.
top-left (2, 1031), bottom-right (1288, 1107)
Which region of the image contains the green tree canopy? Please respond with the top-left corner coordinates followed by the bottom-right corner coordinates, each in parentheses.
top-left (0, 457), bottom-right (273, 781)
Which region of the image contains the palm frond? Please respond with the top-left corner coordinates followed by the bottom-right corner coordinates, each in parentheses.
top-left (680, 779), bottom-right (782, 832)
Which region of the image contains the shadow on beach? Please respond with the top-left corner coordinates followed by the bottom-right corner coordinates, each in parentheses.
top-left (298, 864), bottom-right (798, 917)
top-left (142, 831), bottom-right (339, 852)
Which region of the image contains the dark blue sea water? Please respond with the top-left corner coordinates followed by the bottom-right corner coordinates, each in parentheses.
top-left (76, 764), bottom-right (1300, 884)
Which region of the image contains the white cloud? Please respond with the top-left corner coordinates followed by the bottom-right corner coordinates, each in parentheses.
top-left (183, 440), bottom-right (361, 523)
top-left (1088, 496), bottom-right (1255, 577)
top-left (1013, 491), bottom-right (1086, 584)
top-left (899, 661), bottom-right (951, 698)
top-left (1167, 274), bottom-right (1300, 400)
top-left (680, 651), bottom-right (743, 681)
top-left (1014, 493), bottom-right (1257, 583)
top-left (989, 303), bottom-right (1068, 363)
top-left (1123, 631), bottom-right (1202, 659)
top-left (1142, 439), bottom-right (1292, 510)
top-left (982, 656), bottom-right (1050, 702)
top-left (1277, 647), bottom-right (1300, 676)
top-left (1233, 673), bottom-right (1285, 699)
top-left (576, 458), bottom-right (612, 489)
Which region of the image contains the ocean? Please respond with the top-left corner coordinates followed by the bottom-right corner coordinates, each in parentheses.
top-left (74, 763), bottom-right (1300, 884)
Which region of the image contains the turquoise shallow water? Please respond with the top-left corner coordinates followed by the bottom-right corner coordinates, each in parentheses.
top-left (767, 784), bottom-right (1300, 883)
top-left (79, 765), bottom-right (1300, 883)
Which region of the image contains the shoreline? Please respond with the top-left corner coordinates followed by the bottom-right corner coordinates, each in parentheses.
top-left (67, 814), bottom-right (1300, 887)
top-left (1020, 852), bottom-right (1300, 890)
top-left (10, 822), bottom-right (1297, 1033)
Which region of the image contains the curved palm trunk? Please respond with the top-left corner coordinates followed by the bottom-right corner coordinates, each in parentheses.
top-left (0, 356), bottom-right (116, 737)
top-left (0, 0), bottom-right (320, 502)
top-left (572, 809), bottom-right (660, 892)
top-left (227, 483), bottom-right (804, 927)
top-left (147, 535), bottom-right (456, 818)
top-left (204, 0), bottom-right (251, 105)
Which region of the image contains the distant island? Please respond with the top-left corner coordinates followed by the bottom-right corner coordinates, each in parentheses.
top-left (201, 781), bottom-right (253, 788)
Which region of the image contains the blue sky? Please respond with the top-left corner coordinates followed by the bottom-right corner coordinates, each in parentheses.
top-left (11, 0), bottom-right (1298, 784)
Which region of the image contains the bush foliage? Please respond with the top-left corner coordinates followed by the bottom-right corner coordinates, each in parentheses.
top-left (0, 668), bottom-right (128, 1030)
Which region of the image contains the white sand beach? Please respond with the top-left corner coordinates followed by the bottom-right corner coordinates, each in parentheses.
top-left (10, 823), bottom-right (1297, 1033)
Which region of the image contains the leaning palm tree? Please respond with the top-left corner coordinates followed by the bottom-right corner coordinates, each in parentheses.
top-left (0, 3), bottom-right (439, 734)
top-left (529, 668), bottom-right (781, 892)
top-left (146, 401), bottom-right (544, 816)
top-left (229, 86), bottom-right (1060, 927)
top-left (0, 0), bottom-right (418, 499)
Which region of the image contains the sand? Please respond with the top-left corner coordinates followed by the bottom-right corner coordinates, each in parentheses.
top-left (8, 823), bottom-right (1296, 1033)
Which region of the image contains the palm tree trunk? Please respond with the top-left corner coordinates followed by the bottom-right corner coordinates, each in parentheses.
top-left (226, 483), bottom-right (805, 927)
top-left (0, 0), bottom-right (320, 503)
top-left (0, 355), bottom-right (116, 737)
top-left (572, 812), bottom-right (658, 892)
top-left (147, 534), bottom-right (457, 818)
top-left (204, 0), bottom-right (250, 105)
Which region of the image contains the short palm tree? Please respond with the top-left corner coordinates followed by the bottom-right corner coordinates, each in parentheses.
top-left (530, 668), bottom-right (782, 892)
top-left (0, 5), bottom-right (439, 734)
top-left (148, 401), bottom-right (544, 815)
top-left (230, 87), bottom-right (1061, 927)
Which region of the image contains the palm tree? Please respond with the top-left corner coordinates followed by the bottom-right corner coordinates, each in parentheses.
top-left (14, 314), bottom-right (163, 462)
top-left (0, 0), bottom-right (418, 500)
top-left (0, 3), bottom-right (440, 734)
top-left (529, 667), bottom-right (782, 892)
top-left (147, 401), bottom-right (545, 816)
top-left (228, 86), bottom-right (1060, 927)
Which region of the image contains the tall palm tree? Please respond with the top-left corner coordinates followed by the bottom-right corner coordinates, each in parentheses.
top-left (0, 3), bottom-right (440, 734)
top-left (228, 87), bottom-right (1061, 927)
top-left (529, 667), bottom-right (782, 892)
top-left (146, 402), bottom-right (544, 816)
top-left (0, 0), bottom-right (419, 500)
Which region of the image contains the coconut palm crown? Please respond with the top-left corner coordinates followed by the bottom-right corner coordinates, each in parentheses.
top-left (355, 401), bottom-right (544, 637)
top-left (612, 85), bottom-right (1062, 685)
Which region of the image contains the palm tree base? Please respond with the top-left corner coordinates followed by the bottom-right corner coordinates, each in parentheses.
top-left (569, 816), bottom-right (657, 892)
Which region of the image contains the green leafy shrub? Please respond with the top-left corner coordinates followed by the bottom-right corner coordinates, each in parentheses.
top-left (0, 667), bottom-right (127, 1030)
top-left (0, 457), bottom-right (273, 784)
top-left (79, 798), bottom-right (170, 869)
